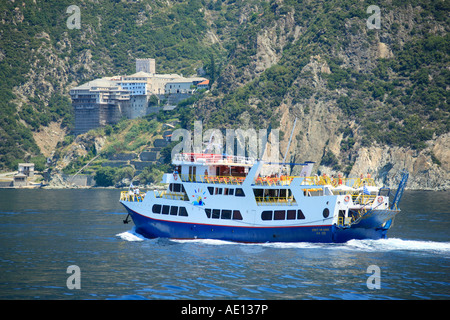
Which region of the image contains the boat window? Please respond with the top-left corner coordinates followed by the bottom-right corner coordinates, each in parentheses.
top-left (169, 183), bottom-right (183, 192)
top-left (221, 209), bottom-right (232, 219)
top-left (205, 208), bottom-right (211, 218)
top-left (228, 188), bottom-right (234, 195)
top-left (261, 210), bottom-right (273, 221)
top-left (253, 189), bottom-right (264, 198)
top-left (235, 188), bottom-right (245, 197)
top-left (152, 204), bottom-right (161, 214)
top-left (212, 209), bottom-right (221, 219)
top-left (297, 210), bottom-right (305, 219)
top-left (323, 208), bottom-right (330, 218)
top-left (162, 205), bottom-right (170, 215)
top-left (233, 210), bottom-right (242, 220)
top-left (287, 210), bottom-right (296, 220)
top-left (170, 206), bottom-right (178, 215)
top-left (274, 210), bottom-right (285, 220)
top-left (207, 187), bottom-right (214, 195)
top-left (179, 207), bottom-right (188, 217)
top-left (215, 188), bottom-right (222, 195)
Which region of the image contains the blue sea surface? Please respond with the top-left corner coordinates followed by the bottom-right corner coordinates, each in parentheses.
top-left (0, 189), bottom-right (448, 300)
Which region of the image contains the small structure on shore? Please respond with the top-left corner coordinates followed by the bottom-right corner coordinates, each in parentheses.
top-left (13, 173), bottom-right (28, 187)
top-left (18, 163), bottom-right (35, 178)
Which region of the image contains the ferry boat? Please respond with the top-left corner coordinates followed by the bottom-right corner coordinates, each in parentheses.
top-left (119, 152), bottom-right (408, 243)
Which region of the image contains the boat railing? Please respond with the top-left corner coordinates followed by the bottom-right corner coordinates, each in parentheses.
top-left (179, 174), bottom-right (246, 185)
top-left (352, 194), bottom-right (376, 205)
top-left (299, 176), bottom-right (377, 187)
top-left (173, 153), bottom-right (255, 165)
top-left (337, 216), bottom-right (352, 227)
top-left (252, 175), bottom-right (377, 187)
top-left (338, 208), bottom-right (371, 227)
top-left (255, 196), bottom-right (297, 206)
top-left (120, 191), bottom-right (145, 202)
top-left (254, 176), bottom-right (297, 186)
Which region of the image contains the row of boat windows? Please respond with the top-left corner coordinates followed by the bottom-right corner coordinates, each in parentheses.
top-left (168, 183), bottom-right (246, 197)
top-left (152, 204), bottom-right (189, 217)
top-left (151, 205), bottom-right (310, 221)
top-left (261, 209), bottom-right (305, 221)
top-left (207, 187), bottom-right (245, 197)
top-left (205, 209), bottom-right (243, 220)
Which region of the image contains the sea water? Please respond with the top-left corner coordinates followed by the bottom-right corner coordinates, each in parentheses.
top-left (0, 189), bottom-right (448, 300)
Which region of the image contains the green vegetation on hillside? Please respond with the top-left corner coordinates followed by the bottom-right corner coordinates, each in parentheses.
top-left (200, 0), bottom-right (449, 151)
top-left (0, 0), bottom-right (223, 171)
top-left (0, 0), bottom-right (448, 173)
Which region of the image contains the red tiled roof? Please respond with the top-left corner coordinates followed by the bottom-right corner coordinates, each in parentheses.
top-left (198, 80), bottom-right (209, 85)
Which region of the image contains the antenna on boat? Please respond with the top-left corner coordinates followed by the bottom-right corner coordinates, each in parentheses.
top-left (390, 170), bottom-right (409, 210)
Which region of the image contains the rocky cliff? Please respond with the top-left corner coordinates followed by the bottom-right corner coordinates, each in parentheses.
top-left (198, 1), bottom-right (449, 190)
top-left (272, 54), bottom-right (449, 191)
top-left (1, 0), bottom-right (448, 190)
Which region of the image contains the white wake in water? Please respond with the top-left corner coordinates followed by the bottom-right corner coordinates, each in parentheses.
top-left (116, 228), bottom-right (146, 242)
top-left (344, 238), bottom-right (450, 253)
top-left (172, 238), bottom-right (237, 246)
top-left (258, 238), bottom-right (450, 253)
top-left (116, 230), bottom-right (450, 254)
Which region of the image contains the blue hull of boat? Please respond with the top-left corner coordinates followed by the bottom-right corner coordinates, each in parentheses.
top-left (123, 207), bottom-right (388, 243)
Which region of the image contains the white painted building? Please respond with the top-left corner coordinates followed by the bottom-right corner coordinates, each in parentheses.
top-left (70, 58), bottom-right (209, 134)
top-left (165, 77), bottom-right (209, 94)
